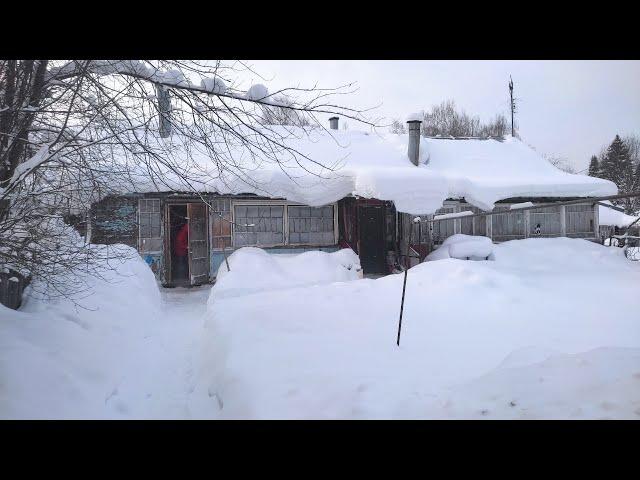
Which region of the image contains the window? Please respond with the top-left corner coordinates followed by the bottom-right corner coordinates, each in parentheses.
top-left (288, 205), bottom-right (335, 245)
top-left (138, 198), bottom-right (162, 252)
top-left (234, 205), bottom-right (284, 247)
top-left (231, 202), bottom-right (337, 248)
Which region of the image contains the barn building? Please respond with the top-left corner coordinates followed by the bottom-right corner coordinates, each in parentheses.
top-left (87, 117), bottom-right (617, 286)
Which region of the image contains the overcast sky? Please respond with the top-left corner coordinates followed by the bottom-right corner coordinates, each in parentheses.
top-left (241, 60), bottom-right (640, 172)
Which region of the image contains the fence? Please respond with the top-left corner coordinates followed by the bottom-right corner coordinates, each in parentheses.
top-left (398, 192), bottom-right (640, 265)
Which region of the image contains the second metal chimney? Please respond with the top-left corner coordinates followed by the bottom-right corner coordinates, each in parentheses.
top-left (406, 116), bottom-right (422, 166)
top-left (329, 116), bottom-right (339, 130)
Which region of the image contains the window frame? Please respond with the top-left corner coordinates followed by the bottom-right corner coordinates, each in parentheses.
top-left (138, 198), bottom-right (162, 252)
top-left (232, 202), bottom-right (286, 248)
top-left (230, 200), bottom-right (338, 248)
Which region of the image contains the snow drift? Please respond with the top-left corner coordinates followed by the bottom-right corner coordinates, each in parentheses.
top-left (0, 244), bottom-right (165, 419)
top-left (198, 238), bottom-right (640, 419)
top-left (211, 247), bottom-right (361, 300)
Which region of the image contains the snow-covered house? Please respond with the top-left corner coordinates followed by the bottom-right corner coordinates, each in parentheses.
top-left (87, 117), bottom-right (616, 286)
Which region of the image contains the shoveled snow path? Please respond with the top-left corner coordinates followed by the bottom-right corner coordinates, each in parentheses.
top-left (146, 285), bottom-right (213, 418)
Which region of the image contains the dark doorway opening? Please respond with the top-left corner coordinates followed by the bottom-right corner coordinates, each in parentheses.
top-left (169, 204), bottom-right (189, 284)
top-left (358, 205), bottom-right (387, 274)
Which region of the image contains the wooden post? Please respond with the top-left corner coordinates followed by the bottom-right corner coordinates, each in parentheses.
top-left (560, 205), bottom-right (567, 237)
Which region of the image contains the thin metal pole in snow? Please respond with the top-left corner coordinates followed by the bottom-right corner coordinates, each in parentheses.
top-left (397, 217), bottom-right (418, 346)
top-left (509, 76), bottom-right (515, 137)
top-left (397, 267), bottom-right (409, 346)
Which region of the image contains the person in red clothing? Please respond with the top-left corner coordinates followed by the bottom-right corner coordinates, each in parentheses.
top-left (174, 222), bottom-right (189, 279)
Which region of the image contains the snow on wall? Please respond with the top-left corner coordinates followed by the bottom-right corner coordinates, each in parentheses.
top-left (108, 127), bottom-right (616, 215)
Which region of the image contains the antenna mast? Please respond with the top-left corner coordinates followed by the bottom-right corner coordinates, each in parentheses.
top-left (509, 76), bottom-right (515, 137)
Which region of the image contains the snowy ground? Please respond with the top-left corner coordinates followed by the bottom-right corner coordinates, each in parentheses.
top-left (2, 239), bottom-right (639, 419)
top-left (199, 239), bottom-right (640, 419)
top-left (0, 246), bottom-right (215, 419)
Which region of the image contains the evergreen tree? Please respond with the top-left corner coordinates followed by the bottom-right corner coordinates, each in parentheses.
top-left (599, 135), bottom-right (635, 213)
top-left (588, 155), bottom-right (600, 177)
top-left (633, 162), bottom-right (640, 213)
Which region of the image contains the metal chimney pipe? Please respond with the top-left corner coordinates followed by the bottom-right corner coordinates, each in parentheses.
top-left (329, 116), bottom-right (339, 130)
top-left (156, 84), bottom-right (172, 138)
top-left (407, 118), bottom-right (422, 166)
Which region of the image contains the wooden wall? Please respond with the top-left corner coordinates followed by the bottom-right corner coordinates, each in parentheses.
top-left (398, 199), bottom-right (599, 255)
top-left (90, 195), bottom-right (138, 247)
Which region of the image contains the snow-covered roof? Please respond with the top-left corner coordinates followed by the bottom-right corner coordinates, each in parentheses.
top-left (598, 201), bottom-right (638, 228)
top-left (112, 126), bottom-right (616, 215)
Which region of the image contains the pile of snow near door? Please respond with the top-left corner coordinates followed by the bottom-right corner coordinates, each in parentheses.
top-left (197, 238), bottom-right (640, 419)
top-left (426, 234), bottom-right (495, 261)
top-left (0, 244), bottom-right (167, 419)
top-left (212, 247), bottom-right (362, 300)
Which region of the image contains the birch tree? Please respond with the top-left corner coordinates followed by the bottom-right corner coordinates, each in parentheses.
top-left (0, 60), bottom-right (373, 300)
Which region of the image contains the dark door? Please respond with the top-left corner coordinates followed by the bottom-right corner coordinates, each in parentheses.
top-left (187, 203), bottom-right (209, 285)
top-left (358, 205), bottom-right (386, 274)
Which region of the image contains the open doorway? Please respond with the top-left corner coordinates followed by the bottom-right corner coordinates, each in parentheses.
top-left (169, 204), bottom-right (189, 284)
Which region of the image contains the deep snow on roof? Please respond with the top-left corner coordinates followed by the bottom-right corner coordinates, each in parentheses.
top-left (113, 126), bottom-right (616, 215)
top-left (598, 201), bottom-right (639, 228)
